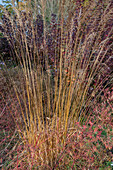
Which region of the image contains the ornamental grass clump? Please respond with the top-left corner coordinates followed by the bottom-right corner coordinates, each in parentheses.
top-left (0, 0), bottom-right (113, 169)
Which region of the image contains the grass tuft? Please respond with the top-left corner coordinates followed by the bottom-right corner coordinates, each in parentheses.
top-left (0, 0), bottom-right (113, 169)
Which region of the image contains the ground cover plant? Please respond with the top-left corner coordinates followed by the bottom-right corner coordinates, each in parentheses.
top-left (0, 0), bottom-right (113, 169)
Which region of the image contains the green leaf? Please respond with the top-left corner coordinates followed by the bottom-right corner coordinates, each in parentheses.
top-left (3, 0), bottom-right (11, 4)
top-left (101, 130), bottom-right (107, 137)
top-left (83, 0), bottom-right (89, 7)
